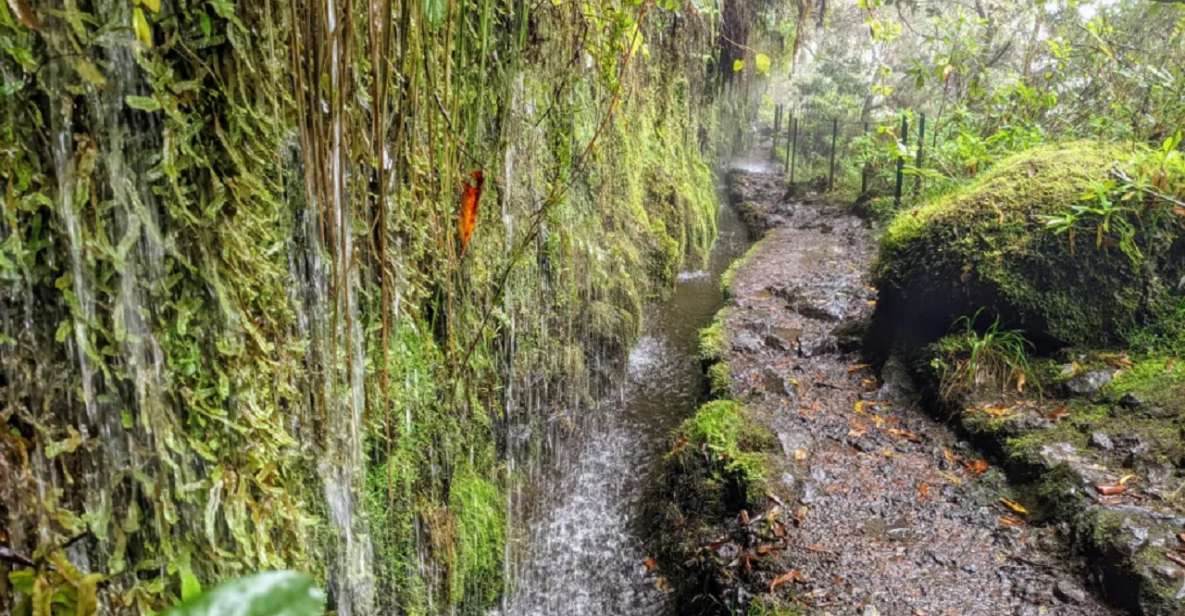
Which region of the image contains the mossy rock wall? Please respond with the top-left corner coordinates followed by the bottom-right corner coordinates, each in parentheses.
top-left (0, 2), bottom-right (754, 614)
top-left (873, 141), bottom-right (1185, 353)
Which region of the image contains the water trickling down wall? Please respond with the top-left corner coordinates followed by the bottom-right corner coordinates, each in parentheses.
top-left (0, 1), bottom-right (762, 614)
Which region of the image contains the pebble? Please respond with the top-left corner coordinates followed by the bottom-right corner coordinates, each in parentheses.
top-left (1089, 431), bottom-right (1114, 451)
top-left (1053, 579), bottom-right (1087, 604)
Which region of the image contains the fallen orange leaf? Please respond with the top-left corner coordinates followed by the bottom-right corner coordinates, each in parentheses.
top-left (980, 403), bottom-right (1015, 418)
top-left (999, 515), bottom-right (1025, 527)
top-left (1095, 484), bottom-right (1126, 496)
top-left (457, 170), bottom-right (485, 256)
top-left (643, 557), bottom-right (658, 572)
top-left (963, 459), bottom-right (989, 475)
top-left (917, 482), bottom-right (930, 499)
top-left (1000, 497), bottom-right (1029, 515)
top-left (1046, 405), bottom-right (1070, 422)
top-left (887, 427), bottom-right (922, 443)
top-left (770, 569), bottom-right (803, 592)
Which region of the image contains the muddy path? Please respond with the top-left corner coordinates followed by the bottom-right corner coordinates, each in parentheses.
top-left (717, 158), bottom-right (1119, 614)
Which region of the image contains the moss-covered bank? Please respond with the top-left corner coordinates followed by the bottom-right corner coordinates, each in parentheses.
top-left (0, 1), bottom-right (762, 614)
top-left (874, 141), bottom-right (1185, 353)
top-left (874, 140), bottom-right (1185, 614)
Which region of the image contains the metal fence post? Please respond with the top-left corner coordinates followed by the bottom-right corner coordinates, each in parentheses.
top-left (860, 121), bottom-right (869, 194)
top-left (894, 113), bottom-right (908, 211)
top-left (773, 105), bottom-right (782, 157)
top-left (789, 117), bottom-right (799, 183)
top-left (828, 118), bottom-right (838, 191)
top-left (914, 112), bottom-right (926, 196)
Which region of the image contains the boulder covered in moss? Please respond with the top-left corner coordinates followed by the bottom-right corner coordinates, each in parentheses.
top-left (873, 141), bottom-right (1185, 353)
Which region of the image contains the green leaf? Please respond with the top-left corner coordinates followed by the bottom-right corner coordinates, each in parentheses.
top-left (161, 572), bottom-right (324, 616)
top-left (754, 53), bottom-right (771, 75)
top-left (142, 0), bottom-right (161, 13)
top-left (133, 7), bottom-right (152, 47)
top-left (179, 565), bottom-right (202, 601)
top-left (55, 319), bottom-right (71, 343)
top-left (424, 0), bottom-right (445, 28)
top-left (732, 59), bottom-right (744, 73)
top-left (69, 58), bottom-right (106, 86)
top-left (125, 95), bottom-right (161, 112)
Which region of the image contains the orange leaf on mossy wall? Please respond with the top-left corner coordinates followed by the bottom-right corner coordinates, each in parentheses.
top-left (458, 170), bottom-right (485, 256)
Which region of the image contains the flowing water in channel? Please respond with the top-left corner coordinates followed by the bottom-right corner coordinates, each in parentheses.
top-left (501, 164), bottom-right (756, 615)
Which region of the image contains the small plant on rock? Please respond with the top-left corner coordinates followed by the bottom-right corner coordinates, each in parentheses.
top-left (933, 310), bottom-right (1036, 400)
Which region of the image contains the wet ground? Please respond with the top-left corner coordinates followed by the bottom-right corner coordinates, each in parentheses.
top-left (718, 159), bottom-right (1119, 615)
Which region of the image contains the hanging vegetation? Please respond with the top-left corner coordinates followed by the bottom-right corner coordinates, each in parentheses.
top-left (0, 1), bottom-right (771, 614)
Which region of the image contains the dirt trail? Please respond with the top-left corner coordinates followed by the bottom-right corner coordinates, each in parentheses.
top-left (719, 159), bottom-right (1118, 615)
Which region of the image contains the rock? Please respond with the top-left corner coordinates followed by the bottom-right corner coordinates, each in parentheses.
top-left (1053, 580), bottom-right (1087, 604)
top-left (1089, 432), bottom-right (1115, 451)
top-left (961, 563), bottom-right (978, 574)
top-left (831, 318), bottom-right (867, 352)
top-left (1064, 369), bottom-right (1115, 396)
top-left (1118, 517), bottom-right (1150, 555)
top-left (1155, 564), bottom-right (1181, 581)
top-left (731, 330), bottom-right (763, 353)
top-left (761, 368), bottom-right (789, 396)
top-left (1119, 392), bottom-right (1144, 410)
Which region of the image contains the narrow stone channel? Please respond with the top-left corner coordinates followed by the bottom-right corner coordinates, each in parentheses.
top-left (500, 169), bottom-right (753, 615)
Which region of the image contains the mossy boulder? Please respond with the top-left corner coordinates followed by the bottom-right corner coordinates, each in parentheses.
top-left (873, 141), bottom-right (1185, 353)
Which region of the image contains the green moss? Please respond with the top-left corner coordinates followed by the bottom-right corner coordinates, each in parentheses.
top-left (449, 471), bottom-right (506, 609)
top-left (720, 236), bottom-right (765, 297)
top-left (699, 308), bottom-right (731, 362)
top-left (876, 141), bottom-right (1184, 349)
top-left (748, 597), bottom-right (805, 616)
top-left (676, 400), bottom-right (778, 502)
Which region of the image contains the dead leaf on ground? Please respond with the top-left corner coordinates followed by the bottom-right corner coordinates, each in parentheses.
top-left (888, 427), bottom-right (923, 443)
top-left (1119, 474), bottom-right (1138, 486)
top-left (943, 448), bottom-right (959, 466)
top-left (1167, 552), bottom-right (1185, 568)
top-left (1095, 484), bottom-right (1126, 496)
top-left (1104, 353), bottom-right (1134, 369)
top-left (643, 557), bottom-right (658, 572)
top-left (1046, 405), bottom-right (1070, 422)
top-left (917, 482), bottom-right (930, 499)
top-left (769, 569), bottom-right (804, 592)
top-left (847, 419), bottom-right (868, 439)
top-left (963, 459), bottom-right (989, 475)
top-left (979, 403), bottom-right (1016, 418)
top-left (848, 363), bottom-right (872, 374)
top-left (655, 576), bottom-right (673, 593)
top-left (999, 515), bottom-right (1025, 527)
top-left (793, 448), bottom-right (808, 462)
top-left (1000, 497), bottom-right (1029, 515)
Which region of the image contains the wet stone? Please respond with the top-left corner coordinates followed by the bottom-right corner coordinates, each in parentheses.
top-left (1089, 432), bottom-right (1115, 451)
top-left (1064, 369), bottom-right (1115, 396)
top-left (1054, 580), bottom-right (1088, 604)
top-left (1119, 392), bottom-right (1144, 410)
